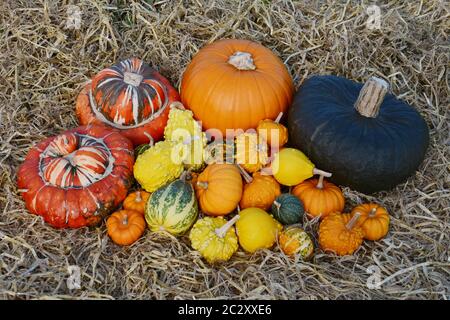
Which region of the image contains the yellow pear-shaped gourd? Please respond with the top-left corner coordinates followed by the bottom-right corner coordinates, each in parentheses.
top-left (235, 208), bottom-right (282, 253)
top-left (272, 148), bottom-right (331, 186)
top-left (189, 215), bottom-right (239, 263)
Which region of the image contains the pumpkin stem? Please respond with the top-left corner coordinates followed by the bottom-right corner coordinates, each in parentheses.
top-left (169, 101), bottom-right (185, 110)
top-left (274, 201), bottom-right (281, 213)
top-left (369, 207), bottom-right (377, 217)
top-left (355, 76), bottom-right (389, 118)
top-left (143, 132), bottom-right (154, 147)
top-left (313, 168), bottom-right (332, 178)
top-left (236, 164), bottom-right (253, 183)
top-left (122, 215), bottom-right (129, 226)
top-left (346, 212), bottom-right (361, 230)
top-left (135, 191), bottom-right (142, 202)
top-left (215, 215), bottom-right (240, 238)
top-left (228, 52), bottom-right (256, 71)
top-left (196, 181), bottom-right (208, 189)
top-left (123, 72), bottom-right (143, 86)
top-left (275, 112), bottom-right (283, 124)
top-left (316, 175), bottom-right (325, 189)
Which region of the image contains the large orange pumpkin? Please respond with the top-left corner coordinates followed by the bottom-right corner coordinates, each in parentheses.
top-left (17, 126), bottom-right (134, 228)
top-left (76, 58), bottom-right (180, 146)
top-left (180, 39), bottom-right (294, 136)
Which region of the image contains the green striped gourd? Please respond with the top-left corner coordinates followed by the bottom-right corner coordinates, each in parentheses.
top-left (145, 177), bottom-right (198, 235)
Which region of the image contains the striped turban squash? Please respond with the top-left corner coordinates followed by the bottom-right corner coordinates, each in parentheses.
top-left (76, 58), bottom-right (180, 146)
top-left (17, 126), bottom-right (134, 228)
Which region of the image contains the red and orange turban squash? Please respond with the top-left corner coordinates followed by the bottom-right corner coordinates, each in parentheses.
top-left (17, 126), bottom-right (134, 228)
top-left (76, 58), bottom-right (180, 146)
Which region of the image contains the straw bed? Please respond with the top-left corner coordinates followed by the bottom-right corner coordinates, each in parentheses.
top-left (0, 0), bottom-right (449, 299)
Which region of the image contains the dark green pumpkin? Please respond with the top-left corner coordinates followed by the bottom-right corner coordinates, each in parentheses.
top-left (271, 194), bottom-right (304, 225)
top-left (288, 75), bottom-right (429, 194)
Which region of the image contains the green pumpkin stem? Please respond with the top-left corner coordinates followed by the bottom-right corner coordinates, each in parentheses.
top-left (355, 77), bottom-right (389, 118)
top-left (346, 212), bottom-right (361, 230)
top-left (215, 215), bottom-right (240, 238)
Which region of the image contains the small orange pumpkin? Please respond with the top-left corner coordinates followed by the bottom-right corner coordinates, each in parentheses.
top-left (292, 175), bottom-right (344, 219)
top-left (240, 172), bottom-right (281, 211)
top-left (195, 164), bottom-right (243, 216)
top-left (257, 112), bottom-right (288, 149)
top-left (235, 132), bottom-right (269, 173)
top-left (106, 210), bottom-right (146, 246)
top-left (319, 212), bottom-right (364, 256)
top-left (123, 191), bottom-right (150, 214)
top-left (351, 203), bottom-right (390, 241)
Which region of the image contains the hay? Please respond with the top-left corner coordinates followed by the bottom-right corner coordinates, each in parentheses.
top-left (0, 0), bottom-right (449, 300)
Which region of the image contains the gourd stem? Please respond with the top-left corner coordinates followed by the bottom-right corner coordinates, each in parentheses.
top-left (316, 175), bottom-right (325, 189)
top-left (143, 132), bottom-right (154, 147)
top-left (215, 215), bottom-right (240, 238)
top-left (122, 215), bottom-right (128, 226)
top-left (170, 101), bottom-right (185, 110)
top-left (313, 168), bottom-right (332, 178)
top-left (346, 212), bottom-right (361, 230)
top-left (228, 52), bottom-right (256, 71)
top-left (275, 112), bottom-right (283, 124)
top-left (135, 191), bottom-right (142, 202)
top-left (354, 76), bottom-right (389, 118)
top-left (274, 201), bottom-right (281, 213)
top-left (196, 181), bottom-right (208, 189)
top-left (369, 208), bottom-right (377, 217)
top-left (236, 164), bottom-right (253, 183)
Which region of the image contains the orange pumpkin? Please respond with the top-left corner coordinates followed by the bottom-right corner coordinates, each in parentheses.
top-left (351, 203), bottom-right (390, 241)
top-left (180, 39), bottom-right (294, 136)
top-left (195, 164), bottom-right (243, 216)
top-left (76, 58), bottom-right (180, 146)
top-left (257, 112), bottom-right (288, 149)
top-left (106, 210), bottom-right (146, 246)
top-left (123, 191), bottom-right (150, 214)
top-left (292, 175), bottom-right (344, 219)
top-left (319, 212), bottom-right (364, 256)
top-left (240, 172), bottom-right (281, 211)
top-left (235, 132), bottom-right (269, 173)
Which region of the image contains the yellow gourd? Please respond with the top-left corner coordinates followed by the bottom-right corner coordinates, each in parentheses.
top-left (189, 215), bottom-right (239, 263)
top-left (271, 148), bottom-right (331, 186)
top-left (133, 140), bottom-right (184, 192)
top-left (164, 105), bottom-right (207, 171)
top-left (235, 208), bottom-right (282, 253)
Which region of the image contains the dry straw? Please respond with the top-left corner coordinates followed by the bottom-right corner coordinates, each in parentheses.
top-left (0, 0), bottom-right (449, 299)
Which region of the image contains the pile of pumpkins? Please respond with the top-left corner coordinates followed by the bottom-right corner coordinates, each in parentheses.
top-left (17, 39), bottom-right (429, 264)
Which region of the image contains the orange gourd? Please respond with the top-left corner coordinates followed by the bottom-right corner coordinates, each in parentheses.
top-left (195, 164), bottom-right (243, 216)
top-left (123, 191), bottom-right (150, 214)
top-left (235, 132), bottom-right (269, 173)
top-left (257, 112), bottom-right (288, 149)
top-left (106, 210), bottom-right (146, 246)
top-left (319, 212), bottom-right (364, 256)
top-left (239, 172), bottom-right (281, 211)
top-left (351, 203), bottom-right (390, 241)
top-left (292, 175), bottom-right (344, 219)
top-left (180, 39), bottom-right (294, 136)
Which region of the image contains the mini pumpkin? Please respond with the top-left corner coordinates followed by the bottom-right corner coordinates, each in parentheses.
top-left (319, 212), bottom-right (364, 256)
top-left (17, 126), bottom-right (134, 228)
top-left (106, 210), bottom-right (146, 246)
top-left (279, 226), bottom-right (314, 259)
top-left (240, 172), bottom-right (281, 211)
top-left (180, 39), bottom-right (294, 136)
top-left (288, 75), bottom-right (429, 193)
top-left (76, 58), bottom-right (180, 146)
top-left (292, 175), bottom-right (345, 219)
top-left (195, 164), bottom-right (243, 216)
top-left (257, 112), bottom-right (288, 149)
top-left (271, 148), bottom-right (331, 186)
top-left (189, 215), bottom-right (239, 263)
top-left (351, 203), bottom-right (390, 240)
top-left (235, 132), bottom-right (269, 173)
top-left (235, 207), bottom-right (282, 253)
top-left (123, 191), bottom-right (150, 214)
top-left (271, 194), bottom-right (304, 225)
